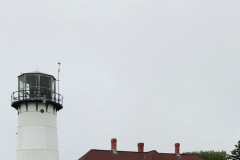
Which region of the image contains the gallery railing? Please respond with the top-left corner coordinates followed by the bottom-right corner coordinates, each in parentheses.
top-left (11, 89), bottom-right (63, 106)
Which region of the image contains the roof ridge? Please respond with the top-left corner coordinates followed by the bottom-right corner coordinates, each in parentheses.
top-left (79, 149), bottom-right (93, 160)
top-left (92, 149), bottom-right (99, 160)
top-left (144, 150), bottom-right (157, 160)
top-left (153, 151), bottom-right (168, 160)
top-left (90, 149), bottom-right (158, 153)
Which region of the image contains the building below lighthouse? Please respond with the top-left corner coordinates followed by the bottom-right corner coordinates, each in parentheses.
top-left (78, 138), bottom-right (204, 160)
top-left (11, 72), bottom-right (63, 160)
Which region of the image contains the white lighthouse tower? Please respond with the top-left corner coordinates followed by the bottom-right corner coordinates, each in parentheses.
top-left (11, 72), bottom-right (63, 160)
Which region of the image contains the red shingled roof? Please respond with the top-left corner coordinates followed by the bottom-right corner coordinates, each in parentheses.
top-left (78, 149), bottom-right (203, 160)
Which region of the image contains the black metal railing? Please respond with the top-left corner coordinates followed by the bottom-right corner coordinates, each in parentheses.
top-left (11, 89), bottom-right (63, 106)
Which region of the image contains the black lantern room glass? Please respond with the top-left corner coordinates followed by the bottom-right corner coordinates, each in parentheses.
top-left (18, 72), bottom-right (56, 100)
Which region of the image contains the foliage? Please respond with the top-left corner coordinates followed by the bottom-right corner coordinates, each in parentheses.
top-left (228, 140), bottom-right (240, 160)
top-left (184, 150), bottom-right (227, 160)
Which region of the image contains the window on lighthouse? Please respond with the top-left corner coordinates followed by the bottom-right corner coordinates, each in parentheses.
top-left (19, 75), bottom-right (26, 100)
top-left (40, 75), bottom-right (52, 99)
top-left (52, 79), bottom-right (56, 101)
top-left (26, 75), bottom-right (38, 98)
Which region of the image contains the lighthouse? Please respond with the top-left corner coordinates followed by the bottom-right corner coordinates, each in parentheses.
top-left (11, 72), bottom-right (63, 160)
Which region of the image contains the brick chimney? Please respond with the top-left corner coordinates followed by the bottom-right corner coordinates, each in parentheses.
top-left (111, 138), bottom-right (117, 150)
top-left (137, 142), bottom-right (144, 152)
top-left (175, 143), bottom-right (180, 154)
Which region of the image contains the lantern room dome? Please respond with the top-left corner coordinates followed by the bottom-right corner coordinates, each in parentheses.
top-left (11, 72), bottom-right (63, 111)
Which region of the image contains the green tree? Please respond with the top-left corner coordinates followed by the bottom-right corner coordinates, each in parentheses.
top-left (228, 140), bottom-right (240, 160)
top-left (185, 150), bottom-right (227, 160)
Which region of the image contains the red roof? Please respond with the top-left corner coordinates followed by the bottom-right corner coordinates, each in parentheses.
top-left (78, 149), bottom-right (203, 160)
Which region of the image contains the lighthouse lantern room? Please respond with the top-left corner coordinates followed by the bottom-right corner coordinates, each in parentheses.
top-left (11, 72), bottom-right (63, 160)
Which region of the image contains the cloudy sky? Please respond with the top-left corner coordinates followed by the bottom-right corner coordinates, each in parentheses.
top-left (0, 0), bottom-right (240, 159)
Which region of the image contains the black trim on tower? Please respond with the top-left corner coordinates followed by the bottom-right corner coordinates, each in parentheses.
top-left (36, 102), bottom-right (38, 111)
top-left (25, 103), bottom-right (28, 111)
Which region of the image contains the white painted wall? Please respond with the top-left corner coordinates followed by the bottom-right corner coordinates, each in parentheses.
top-left (17, 103), bottom-right (59, 160)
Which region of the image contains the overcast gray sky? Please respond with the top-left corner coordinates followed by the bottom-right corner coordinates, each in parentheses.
top-left (1, 0), bottom-right (240, 159)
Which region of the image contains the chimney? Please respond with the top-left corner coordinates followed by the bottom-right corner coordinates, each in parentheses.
top-left (138, 142), bottom-right (144, 152)
top-left (111, 138), bottom-right (117, 150)
top-left (175, 143), bottom-right (180, 154)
